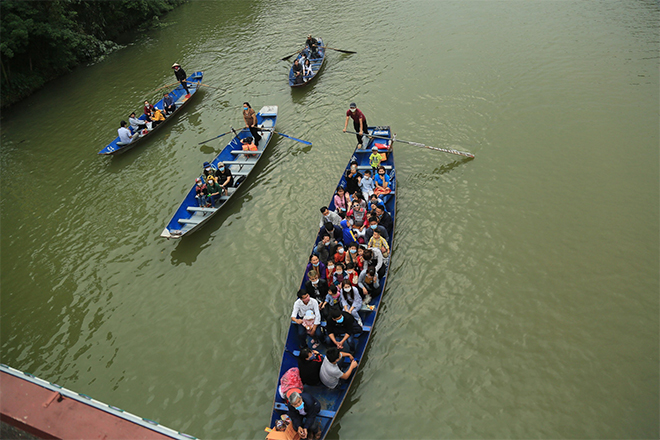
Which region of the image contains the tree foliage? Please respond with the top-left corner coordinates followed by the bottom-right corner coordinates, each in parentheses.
top-left (0, 0), bottom-right (184, 107)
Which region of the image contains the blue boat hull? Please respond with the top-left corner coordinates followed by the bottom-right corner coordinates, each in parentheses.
top-left (98, 71), bottom-right (204, 155)
top-left (268, 126), bottom-right (397, 439)
top-left (160, 106), bottom-right (279, 239)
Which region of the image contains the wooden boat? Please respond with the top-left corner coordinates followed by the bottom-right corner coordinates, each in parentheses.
top-left (160, 105), bottom-right (278, 239)
top-left (267, 126), bottom-right (396, 439)
top-left (289, 38), bottom-right (326, 87)
top-left (98, 71), bottom-right (204, 155)
top-left (1, 363), bottom-right (197, 439)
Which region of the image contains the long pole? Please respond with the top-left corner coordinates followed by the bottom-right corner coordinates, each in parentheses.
top-left (345, 130), bottom-right (474, 158)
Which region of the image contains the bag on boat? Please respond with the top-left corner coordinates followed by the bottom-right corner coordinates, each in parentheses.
top-left (279, 367), bottom-right (303, 402)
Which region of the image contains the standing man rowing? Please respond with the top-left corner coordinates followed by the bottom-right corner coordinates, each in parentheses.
top-left (343, 102), bottom-right (369, 148)
top-left (172, 63), bottom-right (190, 97)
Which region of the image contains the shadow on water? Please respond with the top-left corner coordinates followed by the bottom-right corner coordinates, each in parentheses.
top-left (408, 156), bottom-right (474, 182)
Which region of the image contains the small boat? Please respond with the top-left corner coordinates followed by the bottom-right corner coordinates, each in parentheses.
top-left (160, 105), bottom-right (278, 239)
top-left (289, 38), bottom-right (326, 87)
top-left (98, 71), bottom-right (204, 155)
top-left (267, 126), bottom-right (396, 439)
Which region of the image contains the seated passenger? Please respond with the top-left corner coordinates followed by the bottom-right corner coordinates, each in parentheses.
top-left (374, 166), bottom-right (392, 205)
top-left (297, 348), bottom-right (323, 386)
top-left (278, 367), bottom-right (303, 403)
top-left (344, 262), bottom-right (359, 287)
top-left (301, 309), bottom-right (320, 349)
top-left (216, 162), bottom-right (233, 195)
top-left (163, 93), bottom-right (176, 114)
top-left (333, 244), bottom-right (345, 264)
top-left (304, 254), bottom-right (326, 283)
top-left (359, 169), bottom-right (376, 201)
top-left (344, 162), bottom-right (362, 195)
top-left (319, 206), bottom-right (342, 228)
top-left (332, 262), bottom-right (346, 286)
top-left (325, 307), bottom-right (362, 354)
top-left (358, 266), bottom-right (379, 304)
top-left (344, 242), bottom-right (364, 271)
top-left (365, 215), bottom-right (389, 243)
top-left (205, 176), bottom-right (223, 206)
top-left (202, 161), bottom-right (217, 182)
top-left (151, 107), bottom-right (166, 127)
top-left (291, 289), bottom-right (322, 350)
top-left (293, 70), bottom-right (304, 85)
top-left (292, 59), bottom-right (303, 76)
top-left (303, 59), bottom-right (313, 79)
top-left (319, 347), bottom-right (358, 389)
top-left (340, 279), bottom-right (362, 326)
top-left (194, 178), bottom-right (209, 207)
top-left (347, 199), bottom-right (368, 228)
top-left (333, 187), bottom-right (351, 218)
top-left (128, 112), bottom-right (146, 134)
top-left (360, 248), bottom-right (386, 278)
top-left (143, 100), bottom-right (155, 120)
top-left (339, 218), bottom-right (358, 246)
top-left (368, 193), bottom-right (383, 213)
top-left (117, 120), bottom-right (133, 145)
top-left (367, 228), bottom-right (389, 258)
top-left (325, 261), bottom-right (336, 282)
top-left (306, 35), bottom-right (320, 58)
top-left (286, 391), bottom-right (321, 440)
top-left (314, 233), bottom-right (336, 263)
top-left (304, 270), bottom-right (329, 303)
top-left (321, 284), bottom-right (342, 318)
top-left (374, 204), bottom-right (393, 233)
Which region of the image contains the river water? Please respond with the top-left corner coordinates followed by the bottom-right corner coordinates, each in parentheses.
top-left (1, 1), bottom-right (657, 439)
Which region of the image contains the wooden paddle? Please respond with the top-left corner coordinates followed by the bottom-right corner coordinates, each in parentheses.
top-left (344, 130), bottom-right (475, 158)
top-left (281, 49), bottom-right (303, 61)
top-left (320, 46), bottom-right (356, 54)
top-left (154, 82), bottom-right (179, 92)
top-left (260, 128), bottom-right (312, 145)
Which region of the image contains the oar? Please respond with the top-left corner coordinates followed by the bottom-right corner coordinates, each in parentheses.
top-left (200, 84), bottom-right (226, 91)
top-left (320, 46), bottom-right (356, 54)
top-left (345, 130), bottom-right (475, 158)
top-left (260, 128), bottom-right (312, 145)
top-left (281, 49), bottom-right (303, 61)
top-left (154, 82), bottom-right (179, 92)
top-left (198, 131), bottom-right (232, 145)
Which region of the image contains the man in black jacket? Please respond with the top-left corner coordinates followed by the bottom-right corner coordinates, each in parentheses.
top-left (172, 63), bottom-right (190, 96)
top-left (286, 391), bottom-right (321, 439)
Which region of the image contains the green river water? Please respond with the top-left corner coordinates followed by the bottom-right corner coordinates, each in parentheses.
top-left (1, 1), bottom-right (658, 439)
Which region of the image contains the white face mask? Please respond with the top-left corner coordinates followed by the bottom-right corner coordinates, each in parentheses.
top-left (344, 287), bottom-right (351, 292)
top-left (338, 249), bottom-right (344, 254)
top-left (350, 108), bottom-right (356, 112)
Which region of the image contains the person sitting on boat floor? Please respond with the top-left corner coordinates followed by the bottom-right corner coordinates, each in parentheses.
top-left (304, 270), bottom-right (329, 304)
top-left (344, 242), bottom-right (364, 272)
top-left (332, 262), bottom-right (346, 286)
top-left (320, 347), bottom-right (359, 390)
top-left (369, 146), bottom-right (383, 173)
top-left (162, 93), bottom-right (176, 115)
top-left (333, 243), bottom-right (346, 264)
top-left (194, 178), bottom-right (209, 207)
top-left (314, 233), bottom-right (337, 264)
top-left (205, 176), bottom-right (223, 207)
top-left (128, 112), bottom-right (146, 134)
top-left (344, 263), bottom-right (359, 287)
top-left (333, 186), bottom-right (351, 218)
top-left (303, 59), bottom-right (313, 80)
top-left (341, 278), bottom-right (363, 325)
top-left (286, 391), bottom-right (322, 440)
top-left (360, 248), bottom-right (386, 278)
top-left (365, 215), bottom-right (389, 244)
top-left (117, 120), bottom-right (134, 145)
top-left (374, 204), bottom-right (393, 233)
top-left (320, 221), bottom-right (343, 244)
top-left (344, 162), bottom-right (363, 195)
top-left (367, 228), bottom-right (389, 259)
top-left (359, 169), bottom-right (376, 201)
top-left (216, 162), bottom-right (233, 196)
top-left (298, 347), bottom-right (324, 386)
top-left (343, 103), bottom-right (369, 148)
top-left (325, 306), bottom-right (362, 354)
top-left (358, 266), bottom-right (379, 305)
top-left (319, 206), bottom-right (342, 228)
top-left (151, 107), bottom-right (166, 127)
top-left (242, 102), bottom-right (262, 147)
top-left (172, 63), bottom-right (190, 97)
top-left (304, 254), bottom-right (327, 283)
top-left (291, 289), bottom-right (322, 350)
top-left (325, 260), bottom-right (336, 282)
top-left (202, 161), bottom-right (217, 181)
top-left (293, 70), bottom-right (305, 85)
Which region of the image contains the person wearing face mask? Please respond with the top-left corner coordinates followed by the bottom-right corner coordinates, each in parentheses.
top-left (194, 178), bottom-right (209, 207)
top-left (291, 289), bottom-right (322, 350)
top-left (333, 244), bottom-right (346, 264)
top-left (215, 162), bottom-right (233, 196)
top-left (320, 221), bottom-right (343, 244)
top-left (318, 206), bottom-right (342, 228)
top-left (373, 165), bottom-right (392, 205)
top-left (343, 102), bottom-right (369, 148)
top-left (344, 161), bottom-right (363, 195)
top-left (297, 347), bottom-right (324, 386)
top-left (374, 204), bottom-right (393, 233)
top-left (304, 270), bottom-right (329, 303)
top-left (340, 279), bottom-right (362, 325)
top-left (358, 266), bottom-right (380, 304)
top-left (313, 233), bottom-right (337, 263)
top-left (344, 262), bottom-right (359, 287)
top-left (286, 391), bottom-right (321, 440)
top-left (367, 228), bottom-right (389, 258)
top-left (304, 254), bottom-right (327, 283)
top-left (364, 215), bottom-right (389, 244)
top-left (344, 242), bottom-right (364, 271)
top-left (242, 102), bottom-right (262, 146)
top-left (324, 308), bottom-right (362, 354)
top-left (172, 63), bottom-right (190, 97)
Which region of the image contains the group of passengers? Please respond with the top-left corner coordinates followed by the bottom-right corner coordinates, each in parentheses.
top-left (291, 35), bottom-right (321, 85)
top-left (117, 95), bottom-right (176, 145)
top-left (279, 159), bottom-right (394, 439)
